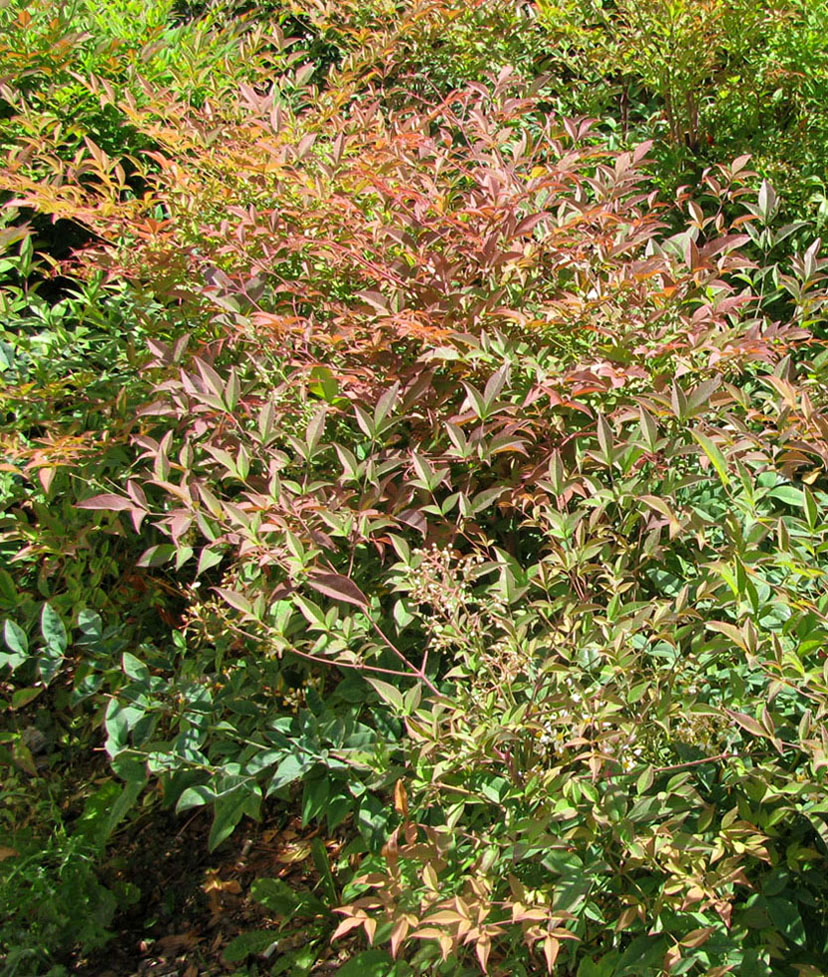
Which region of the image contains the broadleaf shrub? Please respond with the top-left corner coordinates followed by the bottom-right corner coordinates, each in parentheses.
top-left (2, 3), bottom-right (828, 975)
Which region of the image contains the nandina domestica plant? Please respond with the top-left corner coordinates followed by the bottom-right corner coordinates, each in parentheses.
top-left (2, 8), bottom-right (828, 974)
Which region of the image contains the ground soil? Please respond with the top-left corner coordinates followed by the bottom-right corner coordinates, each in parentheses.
top-left (75, 807), bottom-right (349, 977)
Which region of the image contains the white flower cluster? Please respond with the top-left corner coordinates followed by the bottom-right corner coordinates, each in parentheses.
top-left (535, 694), bottom-right (644, 772)
top-left (673, 711), bottom-right (719, 755)
top-left (403, 544), bottom-right (505, 652)
top-left (617, 746), bottom-right (645, 773)
top-left (535, 697), bottom-right (588, 758)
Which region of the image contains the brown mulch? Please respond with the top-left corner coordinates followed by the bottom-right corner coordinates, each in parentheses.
top-left (74, 808), bottom-right (352, 977)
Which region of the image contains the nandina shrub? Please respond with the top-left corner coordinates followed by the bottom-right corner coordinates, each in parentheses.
top-left (0, 0), bottom-right (299, 285)
top-left (0, 0), bottom-right (282, 154)
top-left (34, 63), bottom-right (826, 974)
top-left (532, 0), bottom-right (828, 236)
top-left (284, 0), bottom-right (550, 104)
top-left (5, 36), bottom-right (828, 977)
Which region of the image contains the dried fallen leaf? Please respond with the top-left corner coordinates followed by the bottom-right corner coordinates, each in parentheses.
top-left (393, 780), bottom-right (409, 819)
top-left (276, 841), bottom-right (312, 864)
top-left (155, 932), bottom-right (201, 955)
top-left (202, 869), bottom-right (242, 895)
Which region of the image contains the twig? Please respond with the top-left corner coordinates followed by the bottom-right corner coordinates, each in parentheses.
top-left (368, 618), bottom-right (439, 695)
top-left (654, 751), bottom-right (733, 774)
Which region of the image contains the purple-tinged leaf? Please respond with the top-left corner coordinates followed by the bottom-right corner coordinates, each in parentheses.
top-left (307, 573), bottom-right (368, 608)
top-left (137, 544), bottom-right (176, 568)
top-left (397, 509), bottom-right (426, 535)
top-left (77, 494), bottom-right (136, 512)
top-left (214, 588), bottom-right (254, 616)
top-left (725, 709), bottom-right (766, 739)
top-left (358, 290), bottom-right (389, 314)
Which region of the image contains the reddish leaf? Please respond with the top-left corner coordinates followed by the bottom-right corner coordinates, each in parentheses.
top-left (307, 572), bottom-right (368, 607)
top-left (77, 493), bottom-right (137, 512)
top-left (214, 588), bottom-right (254, 616)
top-left (725, 709), bottom-right (766, 739)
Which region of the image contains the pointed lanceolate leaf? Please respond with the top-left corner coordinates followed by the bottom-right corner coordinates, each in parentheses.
top-left (691, 430), bottom-right (730, 487)
top-left (223, 931), bottom-right (278, 964)
top-left (365, 676), bottom-right (404, 711)
top-left (335, 951), bottom-right (394, 977)
top-left (640, 495), bottom-right (682, 534)
top-left (208, 784), bottom-right (260, 851)
top-left (374, 382), bottom-right (400, 428)
top-left (4, 619), bottom-right (27, 658)
top-left (596, 413), bottom-right (614, 463)
top-left (638, 406), bottom-right (658, 452)
top-left (757, 180), bottom-right (777, 223)
top-left (307, 573), bottom-right (368, 608)
top-left (725, 709), bottom-right (767, 739)
top-left (41, 602), bottom-right (67, 655)
top-left (137, 544), bottom-right (176, 568)
top-left (197, 546), bottom-right (224, 577)
top-left (77, 493), bottom-right (136, 511)
top-left (39, 603), bottom-right (67, 685)
top-left (214, 588), bottom-right (254, 616)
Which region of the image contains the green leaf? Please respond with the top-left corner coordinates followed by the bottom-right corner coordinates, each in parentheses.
top-left (104, 698), bottom-right (147, 757)
top-left (214, 587), bottom-right (254, 616)
top-left (725, 709), bottom-right (766, 739)
top-left (596, 412), bottom-right (614, 464)
top-left (335, 950), bottom-right (395, 977)
top-left (311, 837), bottom-right (338, 905)
top-left (636, 766), bottom-right (654, 794)
top-left (302, 776), bottom-right (330, 826)
top-left (365, 676), bottom-right (404, 711)
top-left (357, 794), bottom-right (388, 846)
top-left (75, 774), bottom-right (146, 845)
top-left (293, 595), bottom-right (326, 626)
top-left (3, 619), bottom-right (27, 658)
top-left (176, 784), bottom-right (216, 812)
top-left (804, 486), bottom-right (819, 531)
top-left (671, 381), bottom-right (688, 421)
top-left (251, 877), bottom-right (326, 918)
top-left (691, 430), bottom-right (730, 487)
top-left (707, 620), bottom-right (747, 650)
top-left (411, 452), bottom-right (444, 491)
top-left (223, 930), bottom-right (278, 963)
top-left (270, 941), bottom-right (324, 976)
top-left (208, 784), bottom-right (260, 851)
top-left (640, 495), bottom-right (682, 533)
top-left (309, 366), bottom-right (339, 402)
top-left (11, 687), bottom-right (42, 709)
top-left (0, 569), bottom-right (18, 605)
top-left (638, 406), bottom-right (658, 451)
top-left (326, 794), bottom-right (352, 831)
top-left (270, 752), bottom-right (314, 791)
top-left (471, 485), bottom-right (508, 514)
top-left (122, 653), bottom-right (150, 682)
top-left (757, 179), bottom-right (777, 223)
top-left (770, 485), bottom-right (804, 507)
top-left (38, 603), bottom-right (67, 684)
top-left (77, 609), bottom-right (103, 642)
top-left (174, 545), bottom-right (194, 570)
top-left (197, 546), bottom-right (224, 576)
top-left (461, 381), bottom-right (487, 419)
top-left (136, 543), bottom-right (176, 567)
top-left (40, 602), bottom-right (67, 655)
top-left (392, 598), bottom-right (414, 629)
